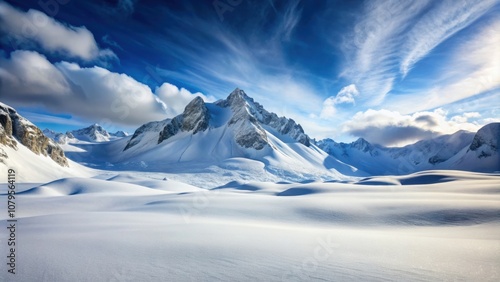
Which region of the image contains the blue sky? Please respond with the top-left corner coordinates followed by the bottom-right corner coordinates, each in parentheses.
top-left (0, 0), bottom-right (499, 146)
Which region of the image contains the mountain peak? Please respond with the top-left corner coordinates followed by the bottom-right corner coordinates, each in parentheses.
top-left (220, 88), bottom-right (253, 110)
top-left (229, 87), bottom-right (245, 98)
top-left (70, 124), bottom-right (111, 142)
top-left (157, 96), bottom-right (209, 144)
top-left (127, 88), bottom-right (311, 152)
top-left (181, 96), bottom-right (209, 133)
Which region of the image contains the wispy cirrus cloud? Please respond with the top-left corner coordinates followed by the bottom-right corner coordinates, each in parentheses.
top-left (384, 17), bottom-right (500, 114)
top-left (341, 0), bottom-right (428, 104)
top-left (341, 0), bottom-right (498, 106)
top-left (400, 0), bottom-right (498, 76)
top-left (0, 1), bottom-right (116, 62)
top-left (140, 1), bottom-right (325, 127)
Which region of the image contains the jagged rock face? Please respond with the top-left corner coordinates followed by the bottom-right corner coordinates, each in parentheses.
top-left (157, 97), bottom-right (210, 144)
top-left (216, 88), bottom-right (310, 149)
top-left (232, 119), bottom-right (269, 150)
top-left (0, 107), bottom-right (17, 148)
top-left (216, 89), bottom-right (269, 149)
top-left (0, 102), bottom-right (68, 167)
top-left (181, 97), bottom-right (209, 133)
top-left (158, 116), bottom-right (182, 144)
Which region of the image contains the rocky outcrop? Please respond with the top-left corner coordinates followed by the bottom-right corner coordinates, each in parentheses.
top-left (157, 97), bottom-right (210, 144)
top-left (216, 89), bottom-right (269, 150)
top-left (181, 97), bottom-right (210, 133)
top-left (0, 106), bottom-right (17, 148)
top-left (0, 102), bottom-right (68, 167)
top-left (158, 116), bottom-right (182, 144)
top-left (124, 120), bottom-right (170, 151)
top-left (216, 88), bottom-right (311, 149)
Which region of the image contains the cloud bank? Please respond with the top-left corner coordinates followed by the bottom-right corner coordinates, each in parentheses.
top-left (0, 50), bottom-right (208, 126)
top-left (0, 1), bottom-right (115, 62)
top-left (343, 109), bottom-right (481, 146)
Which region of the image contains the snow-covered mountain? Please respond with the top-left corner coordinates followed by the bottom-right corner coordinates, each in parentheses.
top-left (70, 124), bottom-right (111, 142)
top-left (125, 89), bottom-right (311, 151)
top-left (317, 124), bottom-right (499, 174)
top-left (0, 102), bottom-right (91, 182)
top-left (447, 123), bottom-right (499, 172)
top-left (110, 88), bottom-right (361, 180)
top-left (110, 130), bottom-right (129, 138)
top-left (1, 102), bottom-right (68, 167)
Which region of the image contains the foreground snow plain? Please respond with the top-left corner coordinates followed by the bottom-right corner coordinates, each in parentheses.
top-left (1, 170), bottom-right (499, 281)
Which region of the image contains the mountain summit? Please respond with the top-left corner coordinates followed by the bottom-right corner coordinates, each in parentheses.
top-left (125, 88), bottom-right (311, 152)
top-left (70, 124), bottom-right (111, 142)
top-left (117, 88), bottom-right (358, 180)
top-left (215, 88), bottom-right (310, 148)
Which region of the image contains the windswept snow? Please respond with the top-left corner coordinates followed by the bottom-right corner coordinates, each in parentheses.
top-left (2, 170), bottom-right (499, 281)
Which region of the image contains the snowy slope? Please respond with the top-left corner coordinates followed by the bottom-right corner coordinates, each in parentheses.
top-left (119, 89), bottom-right (363, 180)
top-left (0, 143), bottom-right (93, 182)
top-left (445, 123), bottom-right (500, 172)
top-left (0, 102), bottom-right (93, 182)
top-left (60, 89), bottom-right (363, 182)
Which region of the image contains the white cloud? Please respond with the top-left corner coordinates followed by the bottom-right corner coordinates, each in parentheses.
top-left (450, 112), bottom-right (481, 123)
top-left (0, 50), bottom-right (168, 126)
top-left (332, 84), bottom-right (359, 104)
top-left (0, 50), bottom-right (71, 96)
top-left (320, 84), bottom-right (359, 119)
top-left (343, 108), bottom-right (481, 146)
top-left (155, 83), bottom-right (215, 117)
top-left (482, 118), bottom-right (500, 124)
top-left (0, 1), bottom-right (116, 62)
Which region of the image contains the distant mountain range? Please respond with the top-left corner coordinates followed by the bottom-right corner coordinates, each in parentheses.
top-left (316, 124), bottom-right (499, 174)
top-left (43, 125), bottom-right (129, 144)
top-left (1, 89), bottom-right (498, 183)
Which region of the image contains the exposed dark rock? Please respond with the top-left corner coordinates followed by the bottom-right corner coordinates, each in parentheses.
top-left (0, 102), bottom-right (68, 167)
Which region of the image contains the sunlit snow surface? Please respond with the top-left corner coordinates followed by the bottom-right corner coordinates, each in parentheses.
top-left (1, 170), bottom-right (499, 281)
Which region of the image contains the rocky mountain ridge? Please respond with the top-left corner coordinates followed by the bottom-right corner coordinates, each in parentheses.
top-left (125, 88), bottom-right (311, 152)
top-left (0, 102), bottom-right (68, 167)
